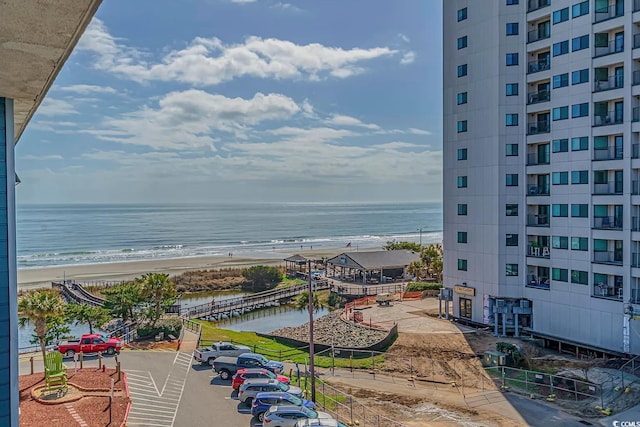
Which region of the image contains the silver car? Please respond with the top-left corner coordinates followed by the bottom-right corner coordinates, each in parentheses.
top-left (238, 379), bottom-right (302, 405)
top-left (263, 405), bottom-right (334, 427)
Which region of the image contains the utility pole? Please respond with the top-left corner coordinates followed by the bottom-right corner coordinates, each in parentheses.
top-left (307, 260), bottom-right (316, 402)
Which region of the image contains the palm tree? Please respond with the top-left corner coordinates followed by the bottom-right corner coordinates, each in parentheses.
top-left (18, 289), bottom-right (65, 365)
top-left (294, 291), bottom-right (324, 312)
top-left (137, 273), bottom-right (177, 327)
top-left (65, 303), bottom-right (111, 334)
top-left (421, 243), bottom-right (443, 281)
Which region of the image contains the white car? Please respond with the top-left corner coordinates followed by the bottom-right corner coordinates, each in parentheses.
top-left (193, 342), bottom-right (251, 365)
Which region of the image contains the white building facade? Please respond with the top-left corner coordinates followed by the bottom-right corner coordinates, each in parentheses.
top-left (443, 0), bottom-right (640, 355)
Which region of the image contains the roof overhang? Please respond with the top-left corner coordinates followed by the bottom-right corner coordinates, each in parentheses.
top-left (0, 0), bottom-right (102, 143)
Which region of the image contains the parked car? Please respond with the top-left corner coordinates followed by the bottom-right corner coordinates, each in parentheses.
top-left (262, 405), bottom-right (333, 427)
top-left (213, 353), bottom-right (285, 380)
top-left (251, 392), bottom-right (315, 422)
top-left (55, 334), bottom-right (121, 357)
top-left (238, 379), bottom-right (302, 405)
top-left (193, 342), bottom-right (250, 365)
top-left (232, 368), bottom-right (290, 390)
top-left (296, 419), bottom-right (348, 427)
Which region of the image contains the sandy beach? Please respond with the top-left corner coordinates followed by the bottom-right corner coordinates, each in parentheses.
top-left (17, 248), bottom-right (354, 290)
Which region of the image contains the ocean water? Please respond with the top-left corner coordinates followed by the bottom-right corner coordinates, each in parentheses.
top-left (16, 202), bottom-right (442, 269)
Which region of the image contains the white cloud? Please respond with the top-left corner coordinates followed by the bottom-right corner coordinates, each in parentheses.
top-left (21, 154), bottom-right (64, 161)
top-left (400, 51), bottom-right (416, 65)
top-left (408, 127), bottom-right (432, 135)
top-left (398, 33), bottom-right (410, 43)
top-left (271, 2), bottom-right (302, 12)
top-left (37, 98), bottom-right (79, 116)
top-left (58, 84), bottom-right (117, 94)
top-left (77, 18), bottom-right (397, 85)
top-left (327, 114), bottom-right (380, 130)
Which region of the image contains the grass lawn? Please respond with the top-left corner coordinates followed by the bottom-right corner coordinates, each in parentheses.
top-left (289, 374), bottom-right (347, 410)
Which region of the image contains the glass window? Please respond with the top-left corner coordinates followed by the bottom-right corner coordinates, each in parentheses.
top-left (457, 232), bottom-right (467, 243)
top-left (552, 172), bottom-right (568, 185)
top-left (553, 7), bottom-right (569, 24)
top-left (572, 1), bottom-right (589, 18)
top-left (552, 236), bottom-right (568, 249)
top-left (552, 204), bottom-right (568, 217)
top-left (457, 120), bottom-right (467, 133)
top-left (552, 106), bottom-right (568, 121)
top-left (457, 92), bottom-right (467, 105)
top-left (553, 40), bottom-right (569, 56)
top-left (506, 144), bottom-right (519, 156)
top-left (506, 0), bottom-right (519, 4)
top-left (457, 259), bottom-right (468, 271)
top-left (506, 83), bottom-right (519, 96)
top-left (571, 204), bottom-right (588, 217)
top-left (457, 204), bottom-right (467, 215)
top-left (571, 270), bottom-right (588, 285)
top-left (571, 137), bottom-right (588, 151)
top-left (457, 8), bottom-right (467, 22)
top-left (571, 35), bottom-right (589, 51)
top-left (571, 69), bottom-right (589, 85)
top-left (506, 53), bottom-right (519, 66)
top-left (457, 148), bottom-right (467, 160)
top-left (506, 264), bottom-right (519, 276)
top-left (506, 23), bottom-right (519, 35)
top-left (571, 237), bottom-right (588, 250)
top-left (457, 176), bottom-right (468, 188)
top-left (553, 73), bottom-right (569, 88)
top-left (571, 170), bottom-right (588, 184)
top-left (457, 36), bottom-right (468, 49)
top-left (457, 64), bottom-right (467, 77)
top-left (593, 170), bottom-right (608, 184)
top-left (552, 138), bottom-right (568, 152)
top-left (572, 103), bottom-right (588, 118)
top-left (506, 174), bottom-right (518, 186)
top-left (552, 268), bottom-right (568, 282)
top-left (506, 204), bottom-right (518, 216)
top-left (506, 234), bottom-right (518, 246)
top-left (593, 205), bottom-right (608, 217)
top-left (506, 114), bottom-right (519, 126)
top-left (593, 238), bottom-right (608, 252)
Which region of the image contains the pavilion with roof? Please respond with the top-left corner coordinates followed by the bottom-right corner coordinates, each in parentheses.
top-left (326, 250), bottom-right (420, 284)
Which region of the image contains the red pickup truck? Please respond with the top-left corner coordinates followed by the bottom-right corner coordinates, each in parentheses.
top-left (55, 334), bottom-right (122, 357)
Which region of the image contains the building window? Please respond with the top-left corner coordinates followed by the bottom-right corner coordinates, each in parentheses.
top-left (457, 64), bottom-right (468, 77)
top-left (571, 237), bottom-right (588, 251)
top-left (457, 7), bottom-right (467, 22)
top-left (553, 40), bottom-right (569, 56)
top-left (457, 204), bottom-right (467, 215)
top-left (457, 36), bottom-right (468, 49)
top-left (552, 106), bottom-right (568, 121)
top-left (506, 0), bottom-right (519, 4)
top-left (553, 73), bottom-right (569, 88)
top-left (571, 270), bottom-right (588, 285)
top-left (552, 236), bottom-right (568, 249)
top-left (506, 23), bottom-right (519, 35)
top-left (553, 7), bottom-right (569, 24)
top-left (571, 204), bottom-right (588, 217)
top-left (571, 1), bottom-right (589, 18)
top-left (552, 204), bottom-right (568, 217)
top-left (552, 139), bottom-right (568, 153)
top-left (506, 234), bottom-right (519, 246)
top-left (506, 53), bottom-right (519, 66)
top-left (571, 171), bottom-right (588, 184)
top-left (571, 69), bottom-right (589, 85)
top-left (506, 174), bottom-right (518, 186)
top-left (457, 120), bottom-right (467, 133)
top-left (506, 114), bottom-right (519, 126)
top-left (506, 144), bottom-right (519, 156)
top-left (572, 103), bottom-right (588, 118)
top-left (506, 264), bottom-right (519, 276)
top-left (571, 35), bottom-right (589, 52)
top-left (571, 137), bottom-right (588, 151)
top-left (457, 232), bottom-right (468, 243)
top-left (506, 83), bottom-right (519, 96)
top-left (506, 204), bottom-right (518, 216)
top-left (552, 172), bottom-right (568, 185)
top-left (457, 92), bottom-right (468, 105)
top-left (457, 259), bottom-right (468, 271)
top-left (552, 268), bottom-right (568, 282)
top-left (457, 148), bottom-right (467, 160)
top-left (457, 176), bottom-right (468, 188)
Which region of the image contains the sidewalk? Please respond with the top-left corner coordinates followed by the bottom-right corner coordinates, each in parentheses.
top-left (179, 329), bottom-right (199, 352)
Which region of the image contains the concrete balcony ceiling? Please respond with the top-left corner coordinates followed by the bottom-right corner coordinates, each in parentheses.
top-left (0, 0), bottom-right (102, 143)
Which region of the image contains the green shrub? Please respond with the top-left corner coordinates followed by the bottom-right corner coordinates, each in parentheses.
top-left (405, 282), bottom-right (443, 292)
top-left (137, 317), bottom-right (182, 338)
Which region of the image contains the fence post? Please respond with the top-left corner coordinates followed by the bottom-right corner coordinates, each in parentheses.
top-left (525, 370), bottom-right (528, 393)
top-left (30, 357), bottom-right (33, 375)
top-left (501, 366), bottom-right (505, 388)
top-left (322, 382), bottom-right (325, 408)
top-left (80, 352), bottom-right (84, 369)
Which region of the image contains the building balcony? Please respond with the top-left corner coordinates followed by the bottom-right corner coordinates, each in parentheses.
top-left (594, 40), bottom-right (624, 58)
top-left (636, 0), bottom-right (640, 12)
top-left (633, 217), bottom-right (640, 231)
top-left (634, 70), bottom-right (640, 86)
top-left (593, 216), bottom-right (623, 230)
top-left (528, 29), bottom-right (551, 44)
top-left (527, 153), bottom-right (550, 165)
top-left (635, 34), bottom-right (640, 49)
top-left (594, 76), bottom-right (624, 92)
top-left (527, 184), bottom-right (550, 196)
top-left (527, 120), bottom-right (550, 135)
top-left (527, 59), bottom-right (550, 74)
top-left (631, 287), bottom-right (640, 305)
top-left (526, 280), bottom-right (550, 290)
top-left (633, 143), bottom-right (640, 158)
top-left (527, 91), bottom-right (550, 105)
top-left (593, 283), bottom-right (623, 300)
top-left (634, 107), bottom-right (640, 122)
top-left (593, 251), bottom-right (623, 265)
top-left (633, 180), bottom-right (640, 195)
top-left (528, 245), bottom-right (550, 258)
top-left (527, 214), bottom-right (549, 227)
top-left (593, 145), bottom-right (623, 161)
top-left (633, 252), bottom-right (640, 267)
top-left (593, 181), bottom-right (623, 195)
top-left (594, 4), bottom-right (624, 23)
top-left (527, 0), bottom-right (550, 13)
top-left (594, 111), bottom-right (623, 127)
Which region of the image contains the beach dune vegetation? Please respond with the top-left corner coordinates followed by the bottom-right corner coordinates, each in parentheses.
top-left (383, 241), bottom-right (422, 252)
top-left (241, 265), bottom-right (282, 292)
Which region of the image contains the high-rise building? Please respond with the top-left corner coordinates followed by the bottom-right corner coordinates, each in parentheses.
top-left (443, 0), bottom-right (640, 355)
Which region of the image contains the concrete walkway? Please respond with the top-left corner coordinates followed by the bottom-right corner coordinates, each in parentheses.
top-left (178, 329), bottom-right (199, 353)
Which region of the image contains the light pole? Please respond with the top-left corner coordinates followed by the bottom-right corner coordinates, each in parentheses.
top-left (418, 227), bottom-right (427, 247)
top-left (307, 260), bottom-right (316, 402)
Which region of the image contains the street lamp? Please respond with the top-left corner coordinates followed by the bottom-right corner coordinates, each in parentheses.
top-left (307, 260), bottom-right (316, 402)
top-left (417, 226), bottom-right (428, 247)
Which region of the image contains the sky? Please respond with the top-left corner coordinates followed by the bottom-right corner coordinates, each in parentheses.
top-left (15, 0), bottom-right (443, 204)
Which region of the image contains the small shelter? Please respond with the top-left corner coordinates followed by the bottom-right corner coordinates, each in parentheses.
top-left (326, 250), bottom-right (420, 284)
top-left (284, 254), bottom-right (310, 278)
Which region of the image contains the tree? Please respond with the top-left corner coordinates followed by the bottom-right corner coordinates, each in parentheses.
top-left (241, 265), bottom-right (282, 292)
top-left (294, 291), bottom-right (324, 312)
top-left (421, 243), bottom-right (443, 281)
top-left (407, 260), bottom-right (425, 280)
top-left (29, 314), bottom-right (70, 349)
top-left (103, 282), bottom-right (141, 322)
top-left (137, 273), bottom-right (177, 328)
top-left (383, 241), bottom-right (422, 252)
top-left (65, 303), bottom-right (111, 334)
top-left (18, 289), bottom-right (65, 365)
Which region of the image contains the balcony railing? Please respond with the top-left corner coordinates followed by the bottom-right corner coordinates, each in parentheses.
top-left (594, 40), bottom-right (624, 58)
top-left (593, 181), bottom-right (623, 195)
top-left (594, 76), bottom-right (624, 92)
top-left (633, 180), bottom-right (640, 195)
top-left (593, 216), bottom-right (623, 230)
top-left (633, 144), bottom-right (640, 158)
top-left (633, 252), bottom-right (640, 267)
top-left (526, 280), bottom-right (550, 290)
top-left (527, 184), bottom-right (550, 196)
top-left (593, 111), bottom-right (623, 126)
top-left (527, 120), bottom-right (550, 135)
top-left (633, 217), bottom-right (640, 231)
top-left (593, 145), bottom-right (623, 161)
top-left (527, 91), bottom-right (550, 105)
top-left (528, 29), bottom-right (551, 44)
top-left (527, 59), bottom-right (550, 74)
top-left (527, 0), bottom-right (550, 13)
top-left (527, 214), bottom-right (550, 227)
top-left (528, 245), bottom-right (550, 258)
top-left (593, 283), bottom-right (623, 300)
top-left (527, 152), bottom-right (550, 165)
top-left (593, 251), bottom-right (623, 265)
top-left (594, 4), bottom-right (624, 23)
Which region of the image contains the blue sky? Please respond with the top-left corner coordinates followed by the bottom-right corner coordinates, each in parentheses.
top-left (16, 0), bottom-right (442, 204)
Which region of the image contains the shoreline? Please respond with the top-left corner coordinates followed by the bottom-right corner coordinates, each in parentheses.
top-left (17, 247), bottom-right (369, 290)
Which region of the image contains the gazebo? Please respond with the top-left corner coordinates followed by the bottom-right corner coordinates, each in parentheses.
top-left (284, 254), bottom-right (310, 278)
top-left (326, 250), bottom-right (420, 284)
